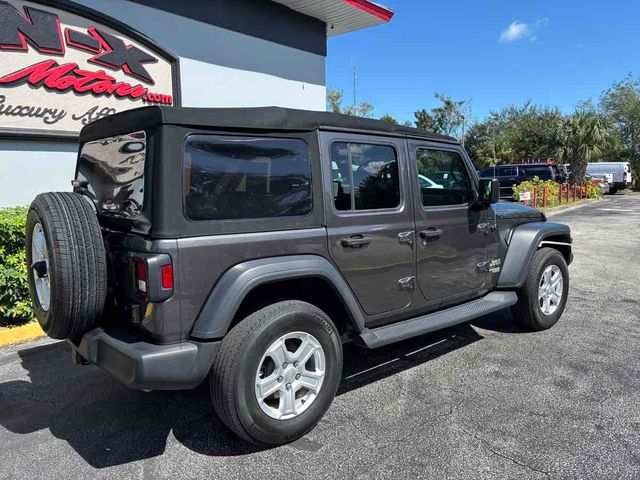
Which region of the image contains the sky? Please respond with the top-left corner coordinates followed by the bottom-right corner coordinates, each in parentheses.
top-left (326, 0), bottom-right (640, 125)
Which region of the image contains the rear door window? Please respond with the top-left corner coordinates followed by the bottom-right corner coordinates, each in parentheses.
top-left (184, 135), bottom-right (312, 221)
top-left (330, 142), bottom-right (400, 211)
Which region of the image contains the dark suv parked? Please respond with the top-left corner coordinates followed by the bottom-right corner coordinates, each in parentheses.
top-left (479, 163), bottom-right (567, 200)
top-left (26, 107), bottom-right (572, 446)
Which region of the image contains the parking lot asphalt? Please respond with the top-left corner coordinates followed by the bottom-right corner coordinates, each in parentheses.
top-left (1, 195), bottom-right (639, 480)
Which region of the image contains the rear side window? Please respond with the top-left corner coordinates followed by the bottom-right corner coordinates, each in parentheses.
top-left (331, 142), bottom-right (400, 211)
top-left (498, 166), bottom-right (518, 177)
top-left (184, 135), bottom-right (312, 221)
top-left (479, 167), bottom-right (497, 178)
top-left (522, 166), bottom-right (553, 180)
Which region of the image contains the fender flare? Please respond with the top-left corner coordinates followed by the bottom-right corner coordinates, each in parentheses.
top-left (190, 255), bottom-right (366, 339)
top-left (497, 222), bottom-right (572, 289)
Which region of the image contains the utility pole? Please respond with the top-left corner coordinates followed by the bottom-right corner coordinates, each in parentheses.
top-left (352, 59), bottom-right (357, 114)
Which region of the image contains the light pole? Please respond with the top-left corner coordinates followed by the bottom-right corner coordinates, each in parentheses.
top-left (461, 114), bottom-right (466, 147)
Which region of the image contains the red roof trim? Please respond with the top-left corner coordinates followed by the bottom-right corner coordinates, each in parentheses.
top-left (342, 0), bottom-right (394, 22)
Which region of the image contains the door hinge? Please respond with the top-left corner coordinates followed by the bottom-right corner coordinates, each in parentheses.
top-left (398, 276), bottom-right (415, 290)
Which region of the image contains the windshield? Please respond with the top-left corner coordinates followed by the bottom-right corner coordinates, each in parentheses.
top-left (76, 131), bottom-right (147, 218)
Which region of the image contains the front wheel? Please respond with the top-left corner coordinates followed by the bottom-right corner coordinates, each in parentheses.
top-left (210, 301), bottom-right (342, 446)
top-left (511, 247), bottom-right (569, 331)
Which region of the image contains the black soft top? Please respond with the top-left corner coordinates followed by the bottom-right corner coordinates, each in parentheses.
top-left (79, 106), bottom-right (458, 143)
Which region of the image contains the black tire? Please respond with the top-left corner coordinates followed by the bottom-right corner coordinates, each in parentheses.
top-left (26, 192), bottom-right (107, 340)
top-left (609, 188), bottom-right (618, 195)
top-left (511, 247), bottom-right (569, 331)
top-left (210, 300), bottom-right (342, 446)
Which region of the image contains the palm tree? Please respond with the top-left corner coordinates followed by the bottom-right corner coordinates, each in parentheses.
top-left (556, 111), bottom-right (613, 183)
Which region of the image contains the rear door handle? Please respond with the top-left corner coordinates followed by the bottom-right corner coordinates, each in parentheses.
top-left (419, 228), bottom-right (444, 241)
top-left (341, 235), bottom-right (371, 248)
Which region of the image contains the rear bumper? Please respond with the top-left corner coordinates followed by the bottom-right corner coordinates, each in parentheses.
top-left (611, 182), bottom-right (630, 189)
top-left (69, 328), bottom-right (220, 390)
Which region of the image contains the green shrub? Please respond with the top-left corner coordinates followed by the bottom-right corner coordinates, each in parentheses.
top-left (513, 176), bottom-right (603, 209)
top-left (0, 207), bottom-right (33, 326)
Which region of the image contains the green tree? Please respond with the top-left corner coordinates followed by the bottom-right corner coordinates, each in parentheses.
top-left (556, 110), bottom-right (613, 183)
top-left (599, 74), bottom-right (640, 189)
top-left (326, 89), bottom-right (374, 118)
top-left (430, 93), bottom-right (469, 137)
top-left (379, 113), bottom-right (398, 124)
top-left (464, 121), bottom-right (513, 168)
top-left (464, 102), bottom-right (562, 168)
top-left (326, 89), bottom-right (344, 113)
top-left (413, 109), bottom-right (435, 130)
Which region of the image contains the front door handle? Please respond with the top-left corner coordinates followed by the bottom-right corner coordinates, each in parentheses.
top-left (419, 228), bottom-right (444, 241)
top-left (341, 235), bottom-right (371, 248)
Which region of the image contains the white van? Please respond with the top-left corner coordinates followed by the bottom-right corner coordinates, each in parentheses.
top-left (586, 162), bottom-right (632, 194)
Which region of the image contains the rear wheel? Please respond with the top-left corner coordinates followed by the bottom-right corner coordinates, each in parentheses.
top-left (609, 188), bottom-right (618, 195)
top-left (210, 300), bottom-right (342, 446)
top-left (511, 247), bottom-right (569, 331)
top-left (26, 192), bottom-right (107, 339)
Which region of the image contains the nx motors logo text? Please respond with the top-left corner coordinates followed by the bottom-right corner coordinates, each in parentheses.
top-left (0, 1), bottom-right (173, 105)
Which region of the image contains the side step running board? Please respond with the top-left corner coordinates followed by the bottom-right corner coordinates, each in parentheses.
top-left (357, 291), bottom-right (518, 349)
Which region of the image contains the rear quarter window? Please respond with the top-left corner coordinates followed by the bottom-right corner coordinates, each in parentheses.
top-left (183, 135), bottom-right (313, 221)
top-left (76, 131), bottom-right (147, 218)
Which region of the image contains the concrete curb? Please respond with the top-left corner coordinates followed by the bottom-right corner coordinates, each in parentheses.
top-left (544, 198), bottom-right (602, 217)
top-left (0, 322), bottom-right (45, 347)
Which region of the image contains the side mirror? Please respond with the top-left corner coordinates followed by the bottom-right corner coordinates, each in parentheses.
top-left (478, 178), bottom-right (500, 204)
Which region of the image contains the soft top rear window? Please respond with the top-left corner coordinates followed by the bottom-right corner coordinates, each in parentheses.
top-left (76, 131), bottom-right (146, 218)
top-left (183, 135), bottom-right (312, 221)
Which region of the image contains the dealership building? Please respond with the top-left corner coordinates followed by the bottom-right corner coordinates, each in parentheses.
top-left (0, 0), bottom-right (393, 207)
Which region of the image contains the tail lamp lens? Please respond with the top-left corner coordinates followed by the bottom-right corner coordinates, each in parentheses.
top-left (135, 258), bottom-right (147, 293)
top-left (161, 264), bottom-right (173, 289)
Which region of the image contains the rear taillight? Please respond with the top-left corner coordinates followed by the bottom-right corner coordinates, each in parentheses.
top-left (161, 264), bottom-right (173, 289)
top-left (623, 171), bottom-right (628, 181)
top-left (135, 258), bottom-right (148, 294)
top-left (134, 256), bottom-right (173, 301)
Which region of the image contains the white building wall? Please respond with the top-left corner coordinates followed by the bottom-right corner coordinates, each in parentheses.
top-left (0, 0), bottom-right (326, 207)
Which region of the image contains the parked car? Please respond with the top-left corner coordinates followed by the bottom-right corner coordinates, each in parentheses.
top-left (26, 107), bottom-right (572, 446)
top-left (586, 162), bottom-right (632, 194)
top-left (418, 174), bottom-right (444, 189)
top-left (478, 163), bottom-right (563, 200)
top-left (551, 164), bottom-right (569, 183)
top-left (596, 178), bottom-right (611, 195)
top-left (583, 174), bottom-right (610, 195)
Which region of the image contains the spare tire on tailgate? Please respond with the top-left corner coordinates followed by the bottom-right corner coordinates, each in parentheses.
top-left (26, 192), bottom-right (107, 340)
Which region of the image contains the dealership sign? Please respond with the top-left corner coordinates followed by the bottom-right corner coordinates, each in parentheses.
top-left (0, 0), bottom-right (179, 138)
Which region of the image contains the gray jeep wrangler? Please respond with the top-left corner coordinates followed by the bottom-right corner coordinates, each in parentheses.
top-left (26, 106), bottom-right (572, 446)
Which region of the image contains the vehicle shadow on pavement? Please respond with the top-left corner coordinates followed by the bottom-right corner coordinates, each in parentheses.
top-left (0, 317), bottom-right (505, 468)
top-left (471, 308), bottom-right (531, 334)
